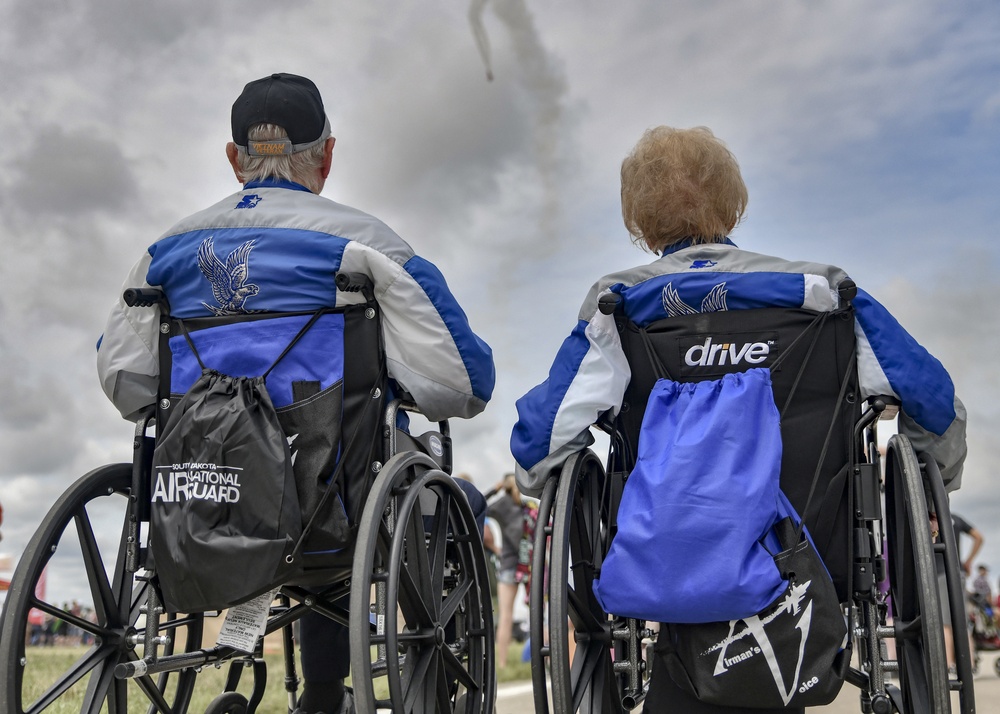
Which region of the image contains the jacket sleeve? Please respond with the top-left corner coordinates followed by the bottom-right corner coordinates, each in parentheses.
top-left (342, 242), bottom-right (494, 422)
top-left (96, 252), bottom-right (161, 421)
top-left (510, 301), bottom-right (630, 496)
top-left (853, 288), bottom-right (967, 489)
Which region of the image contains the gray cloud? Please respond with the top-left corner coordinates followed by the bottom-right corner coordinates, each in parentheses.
top-left (10, 126), bottom-right (139, 217)
top-left (2, 0), bottom-right (999, 607)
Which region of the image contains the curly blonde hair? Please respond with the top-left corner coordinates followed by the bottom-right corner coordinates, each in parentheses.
top-left (620, 126), bottom-right (747, 253)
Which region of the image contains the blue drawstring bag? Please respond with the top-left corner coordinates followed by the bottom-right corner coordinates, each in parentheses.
top-left (593, 367), bottom-right (788, 623)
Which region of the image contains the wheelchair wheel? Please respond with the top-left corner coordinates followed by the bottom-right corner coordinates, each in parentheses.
top-left (534, 450), bottom-right (645, 713)
top-left (350, 451), bottom-right (495, 713)
top-left (884, 434), bottom-right (950, 713)
top-left (204, 690), bottom-right (250, 714)
top-left (0, 463), bottom-right (205, 714)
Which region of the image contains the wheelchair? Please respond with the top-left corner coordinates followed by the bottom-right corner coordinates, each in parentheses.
top-left (527, 283), bottom-right (974, 714)
top-left (0, 273), bottom-right (496, 714)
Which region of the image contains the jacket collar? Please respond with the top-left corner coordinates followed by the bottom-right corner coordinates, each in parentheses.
top-left (243, 178), bottom-right (312, 193)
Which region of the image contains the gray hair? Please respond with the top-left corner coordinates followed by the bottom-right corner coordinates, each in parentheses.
top-left (234, 123), bottom-right (327, 193)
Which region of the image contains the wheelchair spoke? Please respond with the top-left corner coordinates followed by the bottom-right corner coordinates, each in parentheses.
top-left (569, 638), bottom-right (608, 712)
top-left (80, 648), bottom-right (119, 714)
top-left (427, 487), bottom-right (451, 597)
top-left (134, 671), bottom-right (178, 714)
top-left (566, 579), bottom-right (603, 635)
top-left (75, 505), bottom-right (119, 627)
top-left (397, 552), bottom-right (434, 628)
top-left (439, 575), bottom-right (473, 625)
top-left (24, 645), bottom-right (109, 713)
top-left (30, 597), bottom-right (114, 640)
top-left (404, 494), bottom-right (436, 614)
top-left (401, 644), bottom-right (436, 712)
top-left (434, 658), bottom-right (453, 714)
top-left (441, 641), bottom-right (478, 690)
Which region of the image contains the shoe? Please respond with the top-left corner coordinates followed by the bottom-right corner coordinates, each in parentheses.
top-left (292, 687), bottom-right (354, 714)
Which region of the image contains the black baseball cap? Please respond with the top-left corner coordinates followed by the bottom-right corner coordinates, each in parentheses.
top-left (231, 73), bottom-right (331, 156)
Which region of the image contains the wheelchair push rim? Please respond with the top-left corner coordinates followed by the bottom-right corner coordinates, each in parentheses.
top-left (350, 451), bottom-right (496, 714)
top-left (531, 450), bottom-right (646, 713)
top-left (884, 434), bottom-right (951, 714)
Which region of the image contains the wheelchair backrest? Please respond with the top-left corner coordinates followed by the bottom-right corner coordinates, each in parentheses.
top-left (612, 304), bottom-right (861, 597)
top-left (155, 300), bottom-right (388, 529)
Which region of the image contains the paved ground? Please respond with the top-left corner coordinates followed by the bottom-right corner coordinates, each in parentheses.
top-left (494, 651), bottom-right (1000, 713)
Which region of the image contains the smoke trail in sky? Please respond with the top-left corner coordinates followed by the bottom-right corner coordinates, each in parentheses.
top-left (468, 0), bottom-right (494, 81)
top-left (475, 0), bottom-right (569, 257)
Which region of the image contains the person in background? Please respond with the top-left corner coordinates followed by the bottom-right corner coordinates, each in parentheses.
top-left (931, 511), bottom-right (984, 674)
top-left (486, 473), bottom-right (527, 669)
top-left (972, 564), bottom-right (992, 603)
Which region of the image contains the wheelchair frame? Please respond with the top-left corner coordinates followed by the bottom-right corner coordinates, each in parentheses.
top-left (0, 275), bottom-right (496, 714)
top-left (528, 294), bottom-right (974, 714)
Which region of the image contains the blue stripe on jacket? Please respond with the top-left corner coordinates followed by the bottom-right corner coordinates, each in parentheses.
top-left (403, 255), bottom-right (496, 403)
top-left (147, 228), bottom-right (348, 317)
top-left (620, 272), bottom-right (809, 326)
top-left (511, 319), bottom-right (591, 470)
top-left (854, 288), bottom-right (956, 435)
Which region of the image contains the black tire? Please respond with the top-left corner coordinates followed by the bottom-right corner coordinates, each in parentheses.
top-left (528, 474), bottom-right (558, 714)
top-left (204, 691), bottom-right (250, 714)
top-left (884, 434), bottom-right (950, 713)
top-left (350, 452), bottom-right (495, 713)
top-left (0, 464), bottom-right (204, 714)
top-left (540, 450), bottom-right (645, 713)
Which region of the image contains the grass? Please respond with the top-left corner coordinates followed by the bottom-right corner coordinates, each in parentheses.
top-left (18, 646), bottom-right (294, 713)
top-left (17, 642), bottom-right (531, 712)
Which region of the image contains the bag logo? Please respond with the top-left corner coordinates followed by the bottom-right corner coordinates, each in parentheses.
top-left (198, 237), bottom-right (260, 315)
top-left (662, 281), bottom-right (729, 317)
top-left (152, 463), bottom-right (243, 503)
top-left (684, 336), bottom-right (772, 367)
top-left (706, 580), bottom-right (814, 706)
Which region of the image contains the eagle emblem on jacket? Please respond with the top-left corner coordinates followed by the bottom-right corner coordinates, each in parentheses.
top-left (662, 281), bottom-right (729, 317)
top-left (198, 237), bottom-right (260, 315)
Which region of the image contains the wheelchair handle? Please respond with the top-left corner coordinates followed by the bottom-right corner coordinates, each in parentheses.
top-left (598, 292), bottom-right (622, 315)
top-left (335, 272), bottom-right (375, 301)
top-left (123, 288), bottom-right (167, 309)
top-left (838, 279), bottom-right (857, 303)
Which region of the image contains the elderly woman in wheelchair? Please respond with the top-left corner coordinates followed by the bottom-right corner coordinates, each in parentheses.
top-left (511, 126), bottom-right (969, 714)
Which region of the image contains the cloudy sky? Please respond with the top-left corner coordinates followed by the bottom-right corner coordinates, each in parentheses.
top-left (1, 1), bottom-right (999, 603)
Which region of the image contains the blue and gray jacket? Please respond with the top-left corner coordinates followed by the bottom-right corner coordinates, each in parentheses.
top-left (98, 179), bottom-right (495, 422)
top-left (510, 240), bottom-right (966, 497)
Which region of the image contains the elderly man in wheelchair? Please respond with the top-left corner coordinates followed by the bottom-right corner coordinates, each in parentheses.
top-left (511, 126), bottom-right (969, 714)
top-left (0, 73), bottom-right (496, 714)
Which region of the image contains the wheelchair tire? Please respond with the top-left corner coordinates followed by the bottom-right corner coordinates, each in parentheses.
top-left (204, 691), bottom-right (250, 714)
top-left (0, 463), bottom-right (204, 714)
top-left (349, 451), bottom-right (495, 713)
top-left (884, 434), bottom-right (950, 713)
top-left (536, 449), bottom-right (647, 713)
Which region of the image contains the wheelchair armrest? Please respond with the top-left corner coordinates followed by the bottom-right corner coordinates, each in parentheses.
top-left (866, 394), bottom-right (900, 420)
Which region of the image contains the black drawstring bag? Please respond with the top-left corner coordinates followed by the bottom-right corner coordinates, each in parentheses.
top-left (150, 313), bottom-right (324, 613)
top-left (656, 516), bottom-right (849, 709)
